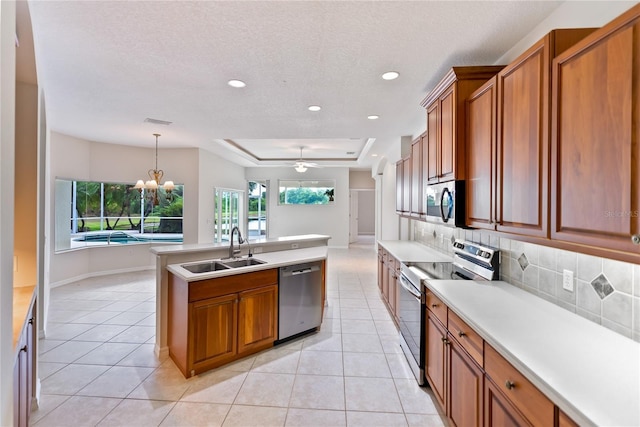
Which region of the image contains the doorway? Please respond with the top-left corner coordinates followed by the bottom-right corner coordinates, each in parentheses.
top-left (349, 189), bottom-right (375, 245)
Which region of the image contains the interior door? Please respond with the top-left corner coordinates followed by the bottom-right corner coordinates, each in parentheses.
top-left (349, 190), bottom-right (359, 243)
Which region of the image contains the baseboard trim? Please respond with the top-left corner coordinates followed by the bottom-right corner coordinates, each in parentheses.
top-left (50, 265), bottom-right (154, 288)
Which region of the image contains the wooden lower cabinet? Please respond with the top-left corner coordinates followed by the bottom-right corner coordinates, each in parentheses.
top-left (169, 269), bottom-right (278, 377)
top-left (377, 247), bottom-right (400, 324)
top-left (485, 376), bottom-right (529, 427)
top-left (238, 285), bottom-right (278, 355)
top-left (425, 312), bottom-right (447, 410)
top-left (13, 297), bottom-right (35, 427)
top-left (448, 333), bottom-right (483, 427)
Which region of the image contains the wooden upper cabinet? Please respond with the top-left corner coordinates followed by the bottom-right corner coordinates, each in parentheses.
top-left (466, 76), bottom-right (498, 230)
top-left (402, 156), bottom-right (411, 213)
top-left (496, 28), bottom-right (596, 238)
top-left (551, 4), bottom-right (640, 256)
top-left (396, 160), bottom-right (403, 213)
top-left (421, 66), bottom-right (504, 184)
top-left (410, 136), bottom-right (424, 216)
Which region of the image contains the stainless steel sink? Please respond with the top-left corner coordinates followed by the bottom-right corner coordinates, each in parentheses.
top-left (182, 261), bottom-right (230, 273)
top-left (222, 258), bottom-right (266, 268)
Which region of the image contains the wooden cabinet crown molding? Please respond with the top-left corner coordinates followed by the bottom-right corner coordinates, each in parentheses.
top-left (420, 66), bottom-right (506, 108)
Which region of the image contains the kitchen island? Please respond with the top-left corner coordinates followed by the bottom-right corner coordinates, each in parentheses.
top-left (150, 234), bottom-right (330, 360)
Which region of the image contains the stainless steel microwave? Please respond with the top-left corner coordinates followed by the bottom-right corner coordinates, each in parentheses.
top-left (424, 180), bottom-right (466, 227)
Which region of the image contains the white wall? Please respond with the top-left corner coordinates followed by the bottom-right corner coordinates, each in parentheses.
top-left (349, 170), bottom-right (375, 189)
top-left (197, 148), bottom-right (246, 243)
top-left (246, 167), bottom-right (350, 247)
top-left (497, 1), bottom-right (638, 64)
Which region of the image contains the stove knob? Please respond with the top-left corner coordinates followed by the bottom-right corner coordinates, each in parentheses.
top-left (483, 252), bottom-right (491, 258)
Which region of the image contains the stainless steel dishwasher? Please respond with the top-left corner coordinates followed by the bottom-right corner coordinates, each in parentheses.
top-left (278, 261), bottom-right (323, 341)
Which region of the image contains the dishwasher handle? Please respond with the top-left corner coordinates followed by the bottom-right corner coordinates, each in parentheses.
top-left (281, 264), bottom-right (321, 277)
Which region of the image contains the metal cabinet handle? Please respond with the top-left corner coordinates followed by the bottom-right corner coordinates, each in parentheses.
top-left (458, 331), bottom-right (466, 338)
top-left (431, 303), bottom-right (439, 308)
top-left (441, 337), bottom-right (450, 345)
top-left (20, 345), bottom-right (27, 353)
top-left (505, 380), bottom-right (515, 390)
top-left (632, 235), bottom-right (640, 245)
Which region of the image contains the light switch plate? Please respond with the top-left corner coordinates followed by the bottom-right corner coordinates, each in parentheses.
top-left (563, 269), bottom-right (574, 292)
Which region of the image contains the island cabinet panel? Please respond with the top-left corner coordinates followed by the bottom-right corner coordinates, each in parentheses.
top-left (238, 284), bottom-right (278, 355)
top-left (495, 28), bottom-right (595, 238)
top-left (168, 268), bottom-right (279, 377)
top-left (191, 294), bottom-right (238, 370)
top-left (551, 5), bottom-right (640, 255)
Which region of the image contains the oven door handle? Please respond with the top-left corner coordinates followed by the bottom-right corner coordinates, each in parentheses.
top-left (399, 273), bottom-right (421, 300)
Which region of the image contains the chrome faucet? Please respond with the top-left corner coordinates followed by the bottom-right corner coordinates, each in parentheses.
top-left (229, 226), bottom-right (244, 259)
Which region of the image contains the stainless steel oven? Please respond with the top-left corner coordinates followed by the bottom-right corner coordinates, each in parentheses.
top-left (398, 239), bottom-right (500, 385)
top-left (424, 180), bottom-right (466, 227)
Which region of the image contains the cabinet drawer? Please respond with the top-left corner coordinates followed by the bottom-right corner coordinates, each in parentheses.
top-left (190, 269), bottom-right (278, 302)
top-left (426, 291), bottom-right (447, 327)
top-left (448, 310), bottom-right (483, 366)
top-left (484, 344), bottom-right (554, 426)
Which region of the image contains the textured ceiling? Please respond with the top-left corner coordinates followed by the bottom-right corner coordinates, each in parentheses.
top-left (27, 0), bottom-right (564, 168)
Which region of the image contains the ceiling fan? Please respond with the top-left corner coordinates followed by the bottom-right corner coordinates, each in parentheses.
top-left (293, 146), bottom-right (320, 173)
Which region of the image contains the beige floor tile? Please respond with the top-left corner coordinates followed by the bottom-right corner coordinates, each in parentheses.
top-left (39, 340), bottom-right (103, 364)
top-left (340, 307), bottom-right (373, 320)
top-left (289, 375), bottom-right (345, 410)
top-left (103, 311), bottom-right (153, 326)
top-left (344, 377), bottom-right (403, 412)
top-left (109, 325), bottom-right (156, 343)
top-left (339, 298), bottom-right (369, 309)
top-left (128, 364), bottom-right (192, 401)
top-left (301, 332), bottom-right (343, 352)
top-left (342, 334), bottom-right (383, 353)
top-left (251, 348), bottom-right (301, 374)
top-left (72, 324), bottom-right (129, 342)
top-left (318, 317), bottom-right (341, 333)
top-left (180, 370), bottom-right (248, 404)
top-left (219, 354), bottom-right (256, 372)
top-left (339, 290), bottom-right (366, 299)
top-left (32, 395), bottom-right (120, 427)
top-left (69, 310), bottom-right (120, 324)
top-left (394, 379), bottom-right (440, 414)
top-left (97, 399), bottom-right (175, 426)
top-left (386, 353), bottom-right (417, 379)
top-left (44, 322), bottom-right (96, 340)
top-left (75, 342), bottom-right (141, 365)
top-left (47, 309), bottom-right (93, 323)
top-left (160, 402), bottom-right (230, 426)
top-left (136, 313), bottom-right (156, 326)
top-left (222, 405), bottom-right (287, 427)
top-left (29, 394), bottom-right (70, 424)
top-left (129, 301), bottom-right (156, 312)
top-left (297, 350), bottom-right (343, 376)
top-left (41, 363), bottom-right (110, 395)
top-left (234, 372), bottom-right (295, 407)
top-left (116, 343), bottom-right (165, 367)
top-left (379, 334), bottom-right (403, 354)
top-left (375, 319), bottom-right (400, 335)
top-left (77, 365), bottom-right (155, 398)
top-left (346, 411), bottom-right (408, 427)
top-left (38, 361), bottom-right (67, 380)
top-left (101, 300), bottom-right (143, 312)
top-left (341, 319), bottom-right (377, 335)
top-left (285, 408), bottom-right (346, 427)
top-left (370, 308), bottom-right (394, 321)
top-left (343, 352), bottom-right (391, 378)
top-left (38, 339), bottom-right (65, 355)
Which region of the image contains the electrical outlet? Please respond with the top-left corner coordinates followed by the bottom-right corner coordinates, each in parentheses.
top-left (563, 269), bottom-right (574, 292)
top-left (291, 243), bottom-right (299, 249)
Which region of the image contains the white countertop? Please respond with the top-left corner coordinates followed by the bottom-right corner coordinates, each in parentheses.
top-left (167, 246), bottom-right (328, 282)
top-left (151, 234), bottom-right (330, 255)
top-left (425, 279), bottom-right (640, 427)
top-left (378, 240), bottom-right (452, 263)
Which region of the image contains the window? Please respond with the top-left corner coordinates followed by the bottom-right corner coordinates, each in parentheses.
top-left (55, 178), bottom-right (184, 252)
top-left (248, 181), bottom-right (267, 238)
top-left (214, 188), bottom-right (245, 243)
top-left (278, 179), bottom-right (335, 205)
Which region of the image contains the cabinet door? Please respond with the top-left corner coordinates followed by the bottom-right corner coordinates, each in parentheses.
top-left (377, 249), bottom-right (384, 292)
top-left (387, 257), bottom-right (398, 318)
top-left (396, 160), bottom-right (403, 213)
top-left (238, 285), bottom-right (278, 355)
top-left (448, 334), bottom-right (483, 427)
top-left (190, 294), bottom-right (238, 373)
top-left (497, 37), bottom-right (549, 237)
top-left (551, 10), bottom-right (640, 254)
top-left (485, 377), bottom-right (528, 427)
top-left (410, 137), bottom-right (423, 216)
top-left (427, 102), bottom-right (439, 183)
top-left (425, 313), bottom-right (447, 409)
top-left (402, 157), bottom-right (411, 213)
top-left (466, 77), bottom-right (497, 230)
top-left (439, 86), bottom-right (456, 181)
top-left (382, 256), bottom-right (390, 304)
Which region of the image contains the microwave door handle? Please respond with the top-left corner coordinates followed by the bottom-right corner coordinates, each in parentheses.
top-left (440, 188), bottom-right (448, 222)
top-left (399, 274), bottom-right (421, 300)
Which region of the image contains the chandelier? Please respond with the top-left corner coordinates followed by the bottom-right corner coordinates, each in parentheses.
top-left (134, 133), bottom-right (174, 206)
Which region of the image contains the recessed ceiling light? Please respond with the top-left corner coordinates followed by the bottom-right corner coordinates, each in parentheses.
top-left (367, 115), bottom-right (379, 120)
top-left (308, 105), bottom-right (322, 112)
top-left (382, 71), bottom-right (399, 80)
top-left (372, 154), bottom-right (378, 157)
top-left (228, 79), bottom-right (246, 88)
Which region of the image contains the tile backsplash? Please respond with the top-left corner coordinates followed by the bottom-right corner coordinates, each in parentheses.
top-left (412, 221), bottom-right (640, 343)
